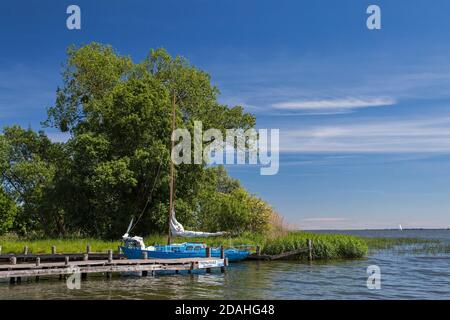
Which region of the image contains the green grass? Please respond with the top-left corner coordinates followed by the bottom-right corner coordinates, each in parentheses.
top-left (6, 233), bottom-right (446, 260)
top-left (0, 232), bottom-right (367, 259)
top-left (0, 237), bottom-right (121, 254)
top-left (261, 232), bottom-right (368, 260)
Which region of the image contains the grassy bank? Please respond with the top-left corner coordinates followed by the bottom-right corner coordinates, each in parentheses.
top-left (0, 237), bottom-right (121, 254)
top-left (262, 232), bottom-right (368, 259)
top-left (0, 232), bottom-right (368, 260)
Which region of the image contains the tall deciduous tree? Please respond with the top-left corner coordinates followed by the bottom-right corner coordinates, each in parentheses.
top-left (0, 43), bottom-right (272, 238)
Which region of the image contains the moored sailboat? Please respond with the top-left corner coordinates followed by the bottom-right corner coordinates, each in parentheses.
top-left (120, 92), bottom-right (251, 262)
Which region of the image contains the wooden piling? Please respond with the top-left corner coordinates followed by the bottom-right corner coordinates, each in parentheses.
top-left (51, 245), bottom-right (56, 254)
top-left (307, 239), bottom-right (313, 261)
top-left (142, 251), bottom-right (148, 260)
top-left (0, 246), bottom-right (2, 255)
top-left (108, 249), bottom-right (113, 263)
top-left (256, 245), bottom-right (261, 256)
top-left (86, 245), bottom-right (91, 254)
top-left (220, 246), bottom-right (225, 273)
top-left (205, 247), bottom-right (211, 273)
top-left (81, 254), bottom-right (88, 280)
top-left (9, 256), bottom-right (17, 284)
top-left (64, 256), bottom-right (69, 266)
top-left (35, 258), bottom-right (41, 281)
top-left (23, 246), bottom-right (28, 255)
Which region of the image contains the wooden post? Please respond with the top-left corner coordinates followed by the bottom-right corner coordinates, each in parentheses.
top-left (307, 239), bottom-right (313, 261)
top-left (256, 245), bottom-right (261, 256)
top-left (23, 246), bottom-right (28, 255)
top-left (10, 257), bottom-right (17, 284)
top-left (108, 249), bottom-right (113, 263)
top-left (225, 257), bottom-right (229, 267)
top-left (220, 246), bottom-right (225, 273)
top-left (142, 251), bottom-right (148, 260)
top-left (51, 245), bottom-right (56, 254)
top-left (118, 245), bottom-right (122, 255)
top-left (35, 258), bottom-right (40, 281)
top-left (82, 253), bottom-right (88, 280)
top-left (65, 256), bottom-right (69, 265)
top-left (0, 245), bottom-right (2, 255)
top-left (205, 247), bottom-right (211, 273)
top-left (86, 244), bottom-right (91, 254)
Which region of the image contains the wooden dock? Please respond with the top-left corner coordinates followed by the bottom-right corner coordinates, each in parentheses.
top-left (0, 252), bottom-right (123, 262)
top-left (0, 244), bottom-right (123, 262)
top-left (0, 257), bottom-right (227, 283)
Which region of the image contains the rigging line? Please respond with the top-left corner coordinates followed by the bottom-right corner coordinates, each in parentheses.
top-left (129, 162), bottom-right (162, 233)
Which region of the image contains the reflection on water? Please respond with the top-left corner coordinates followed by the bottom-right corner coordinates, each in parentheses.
top-left (1, 230), bottom-right (449, 300)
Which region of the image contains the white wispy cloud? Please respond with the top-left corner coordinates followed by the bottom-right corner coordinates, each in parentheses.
top-left (272, 97), bottom-right (396, 111)
top-left (280, 116), bottom-right (450, 153)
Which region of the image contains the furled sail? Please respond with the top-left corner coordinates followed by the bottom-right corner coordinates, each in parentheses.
top-left (170, 210), bottom-right (226, 237)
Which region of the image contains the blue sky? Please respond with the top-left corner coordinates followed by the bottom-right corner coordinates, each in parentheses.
top-left (1, 0), bottom-right (450, 229)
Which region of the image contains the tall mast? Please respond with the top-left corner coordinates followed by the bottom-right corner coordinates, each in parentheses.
top-left (167, 92), bottom-right (176, 245)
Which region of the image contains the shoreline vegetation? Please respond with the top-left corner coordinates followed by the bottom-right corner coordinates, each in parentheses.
top-left (2, 232), bottom-right (447, 260)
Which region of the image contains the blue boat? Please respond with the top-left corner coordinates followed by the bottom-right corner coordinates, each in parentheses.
top-left (120, 241), bottom-right (250, 262)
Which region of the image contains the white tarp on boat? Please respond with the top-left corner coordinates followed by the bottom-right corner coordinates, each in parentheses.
top-left (170, 210), bottom-right (226, 237)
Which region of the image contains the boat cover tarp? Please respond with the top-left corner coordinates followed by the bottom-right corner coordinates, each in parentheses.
top-left (170, 210), bottom-right (226, 237)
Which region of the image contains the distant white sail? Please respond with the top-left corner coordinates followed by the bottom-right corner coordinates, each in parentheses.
top-left (170, 210), bottom-right (226, 237)
top-left (399, 224), bottom-right (403, 231)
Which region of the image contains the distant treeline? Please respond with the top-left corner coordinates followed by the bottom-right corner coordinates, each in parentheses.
top-left (0, 43), bottom-right (276, 239)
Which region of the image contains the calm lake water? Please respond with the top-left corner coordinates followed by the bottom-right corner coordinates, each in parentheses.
top-left (1, 229), bottom-right (449, 300)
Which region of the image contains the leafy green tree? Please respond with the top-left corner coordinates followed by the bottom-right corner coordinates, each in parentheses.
top-left (0, 187), bottom-right (17, 235)
top-left (0, 43), bottom-right (273, 239)
top-left (0, 126), bottom-right (67, 236)
top-left (43, 43), bottom-right (258, 238)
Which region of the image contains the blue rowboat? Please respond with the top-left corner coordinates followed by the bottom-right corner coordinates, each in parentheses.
top-left (121, 242), bottom-right (250, 262)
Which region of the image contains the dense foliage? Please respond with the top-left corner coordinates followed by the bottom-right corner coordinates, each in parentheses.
top-left (0, 43), bottom-right (273, 238)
